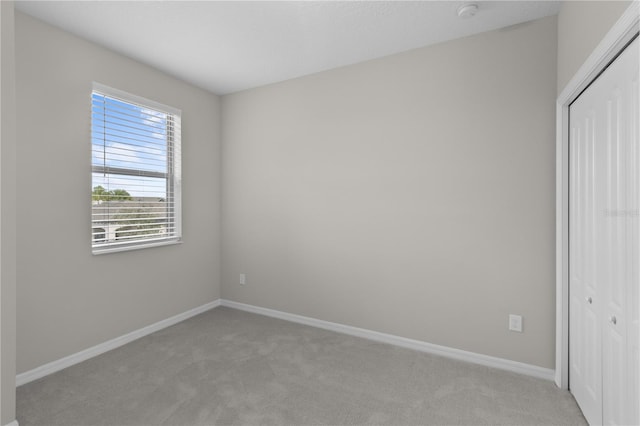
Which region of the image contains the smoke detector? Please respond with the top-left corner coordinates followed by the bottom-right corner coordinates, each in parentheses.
top-left (457, 3), bottom-right (479, 19)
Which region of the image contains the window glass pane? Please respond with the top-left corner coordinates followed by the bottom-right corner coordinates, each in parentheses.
top-left (91, 86), bottom-right (180, 253)
top-left (92, 94), bottom-right (168, 174)
top-left (92, 173), bottom-right (167, 199)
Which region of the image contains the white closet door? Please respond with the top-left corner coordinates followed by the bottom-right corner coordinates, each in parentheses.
top-left (569, 36), bottom-right (639, 426)
top-left (600, 36), bottom-right (638, 426)
top-left (570, 70), bottom-right (603, 426)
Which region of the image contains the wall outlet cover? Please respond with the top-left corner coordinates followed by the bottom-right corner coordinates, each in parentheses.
top-left (509, 314), bottom-right (523, 332)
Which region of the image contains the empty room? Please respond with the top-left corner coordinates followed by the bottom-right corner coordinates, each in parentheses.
top-left (0, 1), bottom-right (638, 425)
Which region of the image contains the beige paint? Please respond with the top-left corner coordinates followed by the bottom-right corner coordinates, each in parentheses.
top-left (222, 16), bottom-right (558, 368)
top-left (3, 0), bottom-right (636, 412)
top-left (15, 12), bottom-right (221, 373)
top-left (557, 0), bottom-right (632, 92)
top-left (1, 2), bottom-right (17, 424)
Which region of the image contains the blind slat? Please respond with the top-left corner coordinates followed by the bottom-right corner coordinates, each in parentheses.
top-left (92, 106), bottom-right (168, 131)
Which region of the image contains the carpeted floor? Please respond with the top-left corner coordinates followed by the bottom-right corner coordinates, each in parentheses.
top-left (17, 306), bottom-right (586, 425)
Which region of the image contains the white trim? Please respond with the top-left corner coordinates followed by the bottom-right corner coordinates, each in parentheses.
top-left (555, 101), bottom-right (570, 389)
top-left (92, 239), bottom-right (182, 256)
top-left (3, 421), bottom-right (19, 426)
top-left (220, 299), bottom-right (555, 381)
top-left (16, 300), bottom-right (221, 386)
top-left (555, 2), bottom-right (639, 389)
top-left (92, 82), bottom-right (181, 116)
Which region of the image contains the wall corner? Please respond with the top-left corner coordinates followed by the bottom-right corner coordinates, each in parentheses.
top-left (0, 0), bottom-right (18, 424)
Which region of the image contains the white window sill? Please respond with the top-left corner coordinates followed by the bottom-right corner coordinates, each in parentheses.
top-left (92, 239), bottom-right (182, 255)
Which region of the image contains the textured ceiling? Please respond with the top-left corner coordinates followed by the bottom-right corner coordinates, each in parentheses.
top-left (15, 1), bottom-right (561, 95)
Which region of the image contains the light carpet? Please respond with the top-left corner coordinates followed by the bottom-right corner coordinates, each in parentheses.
top-left (17, 306), bottom-right (586, 425)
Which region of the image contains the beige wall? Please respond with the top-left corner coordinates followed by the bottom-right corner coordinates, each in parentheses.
top-left (1, 2), bottom-right (17, 424)
top-left (557, 0), bottom-right (632, 92)
top-left (222, 16), bottom-right (558, 368)
top-left (3, 0), bottom-right (636, 414)
top-left (15, 12), bottom-right (221, 373)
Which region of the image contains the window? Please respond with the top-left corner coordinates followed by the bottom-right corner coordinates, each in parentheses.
top-left (91, 83), bottom-right (181, 254)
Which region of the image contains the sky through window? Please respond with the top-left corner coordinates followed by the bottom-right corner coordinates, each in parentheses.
top-left (91, 93), bottom-right (168, 198)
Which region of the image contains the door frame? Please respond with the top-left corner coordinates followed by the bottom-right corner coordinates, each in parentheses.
top-left (555, 2), bottom-right (639, 389)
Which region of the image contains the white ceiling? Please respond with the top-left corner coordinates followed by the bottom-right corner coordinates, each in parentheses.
top-left (15, 1), bottom-right (561, 95)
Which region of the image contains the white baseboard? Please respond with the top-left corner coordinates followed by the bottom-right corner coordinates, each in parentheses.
top-left (16, 299), bottom-right (221, 386)
top-left (4, 421), bottom-right (19, 426)
top-left (16, 297), bottom-right (554, 387)
top-left (220, 299), bottom-right (555, 381)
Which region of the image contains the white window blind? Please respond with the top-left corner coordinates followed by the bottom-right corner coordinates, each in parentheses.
top-left (91, 83), bottom-right (181, 254)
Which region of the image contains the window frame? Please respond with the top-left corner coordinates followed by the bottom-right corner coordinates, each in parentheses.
top-left (91, 82), bottom-right (182, 255)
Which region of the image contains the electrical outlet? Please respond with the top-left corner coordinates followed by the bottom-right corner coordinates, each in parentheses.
top-left (239, 273), bottom-right (246, 285)
top-left (509, 314), bottom-right (523, 332)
